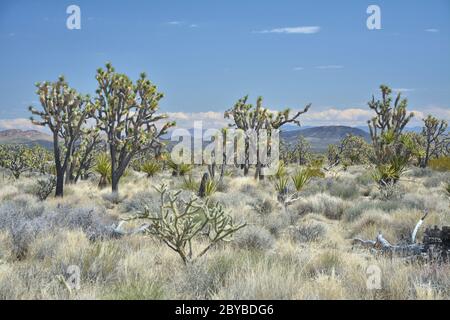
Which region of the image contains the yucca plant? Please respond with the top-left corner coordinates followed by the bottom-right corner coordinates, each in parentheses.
top-left (274, 176), bottom-right (289, 196)
top-left (182, 175), bottom-right (199, 192)
top-left (95, 153), bottom-right (111, 189)
top-left (291, 168), bottom-right (312, 192)
top-left (204, 179), bottom-right (218, 197)
top-left (274, 161), bottom-right (287, 179)
top-left (140, 160), bottom-right (161, 177)
top-left (168, 159), bottom-right (193, 176)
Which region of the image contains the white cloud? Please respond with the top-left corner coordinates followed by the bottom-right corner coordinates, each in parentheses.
top-left (300, 108), bottom-right (372, 125)
top-left (166, 111), bottom-right (230, 130)
top-left (425, 28), bottom-right (439, 33)
top-left (167, 21), bottom-right (182, 25)
top-left (0, 118), bottom-right (47, 132)
top-left (293, 67), bottom-right (304, 71)
top-left (316, 65), bottom-right (344, 70)
top-left (189, 24), bottom-right (198, 28)
top-left (256, 26), bottom-right (320, 34)
top-left (393, 88), bottom-right (415, 93)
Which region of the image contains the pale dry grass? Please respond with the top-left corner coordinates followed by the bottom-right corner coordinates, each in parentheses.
top-left (0, 165), bottom-right (448, 300)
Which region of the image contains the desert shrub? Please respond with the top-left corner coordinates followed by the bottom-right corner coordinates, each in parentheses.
top-left (406, 167), bottom-right (433, 178)
top-left (429, 156), bottom-right (450, 172)
top-left (262, 214), bottom-right (287, 237)
top-left (121, 190), bottom-right (160, 213)
top-left (140, 160), bottom-right (161, 177)
top-left (305, 249), bottom-right (343, 277)
top-left (327, 178), bottom-right (359, 199)
top-left (423, 172), bottom-right (449, 188)
top-left (343, 200), bottom-right (401, 222)
top-left (376, 180), bottom-right (402, 201)
top-left (291, 222), bottom-right (326, 243)
top-left (101, 191), bottom-right (127, 205)
top-left (51, 205), bottom-right (116, 240)
top-left (356, 171), bottom-right (374, 186)
top-left (0, 195), bottom-right (117, 259)
top-left (294, 194), bottom-right (346, 220)
top-left (234, 225), bottom-right (274, 251)
top-left (250, 198), bottom-right (276, 216)
top-left (178, 255), bottom-right (233, 299)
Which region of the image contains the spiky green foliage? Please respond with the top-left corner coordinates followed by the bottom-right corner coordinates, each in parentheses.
top-left (182, 175), bottom-right (199, 192)
top-left (94, 152), bottom-right (111, 189)
top-left (168, 159), bottom-right (192, 176)
top-left (204, 179), bottom-right (218, 197)
top-left (29, 76), bottom-right (96, 197)
top-left (273, 160), bottom-right (287, 180)
top-left (368, 85), bottom-right (416, 186)
top-left (93, 63), bottom-right (175, 193)
top-left (291, 168), bottom-right (313, 192)
top-left (0, 144), bottom-right (34, 179)
top-left (140, 160), bottom-right (161, 177)
top-left (274, 176), bottom-right (289, 196)
top-left (127, 184), bottom-right (246, 264)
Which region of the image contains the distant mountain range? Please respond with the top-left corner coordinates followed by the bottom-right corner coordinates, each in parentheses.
top-left (281, 126), bottom-right (370, 152)
top-left (0, 125), bottom-right (428, 154)
top-left (0, 129), bottom-right (53, 149)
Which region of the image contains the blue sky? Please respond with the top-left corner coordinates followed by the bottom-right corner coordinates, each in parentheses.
top-left (0, 0), bottom-right (449, 129)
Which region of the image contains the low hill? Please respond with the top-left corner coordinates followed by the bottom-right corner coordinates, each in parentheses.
top-left (281, 126), bottom-right (370, 152)
top-left (0, 129), bottom-right (53, 149)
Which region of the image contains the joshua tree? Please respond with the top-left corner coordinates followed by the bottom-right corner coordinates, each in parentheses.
top-left (420, 115), bottom-right (448, 168)
top-left (93, 63), bottom-right (175, 193)
top-left (225, 96), bottom-right (310, 179)
top-left (327, 134), bottom-right (373, 169)
top-left (29, 76), bottom-right (95, 197)
top-left (293, 136), bottom-right (312, 166)
top-left (367, 85), bottom-right (417, 186)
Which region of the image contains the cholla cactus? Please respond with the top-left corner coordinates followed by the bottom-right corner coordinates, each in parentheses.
top-left (126, 184), bottom-right (246, 264)
top-left (225, 96), bottom-right (311, 179)
top-left (93, 63), bottom-right (175, 193)
top-left (29, 76), bottom-right (96, 197)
